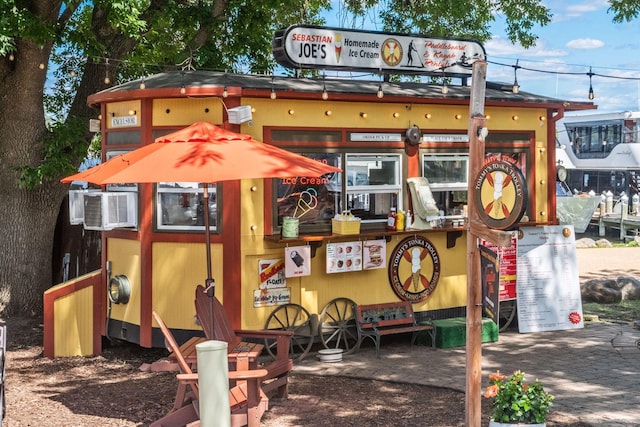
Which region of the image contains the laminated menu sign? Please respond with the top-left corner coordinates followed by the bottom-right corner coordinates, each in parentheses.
top-left (326, 241), bottom-right (363, 274)
top-left (363, 239), bottom-right (386, 270)
top-left (516, 225), bottom-right (584, 333)
top-left (285, 245), bottom-right (311, 277)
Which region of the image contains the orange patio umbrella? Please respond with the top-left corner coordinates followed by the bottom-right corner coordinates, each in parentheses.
top-left (62, 121), bottom-right (341, 299)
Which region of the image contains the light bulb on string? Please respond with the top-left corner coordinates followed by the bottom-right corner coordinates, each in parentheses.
top-left (512, 59), bottom-right (520, 94)
top-left (587, 67), bottom-right (595, 100)
top-left (441, 69), bottom-right (448, 95)
top-left (322, 74), bottom-right (328, 100)
top-left (377, 83), bottom-right (384, 98)
top-left (8, 53), bottom-right (14, 61)
top-left (103, 58), bottom-right (110, 85)
top-left (222, 86), bottom-right (228, 98)
top-left (270, 76), bottom-right (277, 99)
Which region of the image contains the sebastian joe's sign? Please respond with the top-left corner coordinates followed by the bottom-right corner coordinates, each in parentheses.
top-left (273, 25), bottom-right (485, 77)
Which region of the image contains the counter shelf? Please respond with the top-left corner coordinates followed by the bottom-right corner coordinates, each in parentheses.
top-left (264, 226), bottom-right (466, 257)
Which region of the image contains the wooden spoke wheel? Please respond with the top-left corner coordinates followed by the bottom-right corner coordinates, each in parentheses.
top-left (499, 299), bottom-right (517, 332)
top-left (264, 303), bottom-right (315, 362)
top-left (319, 298), bottom-right (359, 354)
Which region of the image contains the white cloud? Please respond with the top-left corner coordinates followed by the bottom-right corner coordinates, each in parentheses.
top-left (486, 36), bottom-right (568, 58)
top-left (549, 0), bottom-right (609, 22)
top-left (566, 38), bottom-right (605, 49)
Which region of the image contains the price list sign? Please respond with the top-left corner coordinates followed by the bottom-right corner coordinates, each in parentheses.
top-left (516, 226), bottom-right (584, 333)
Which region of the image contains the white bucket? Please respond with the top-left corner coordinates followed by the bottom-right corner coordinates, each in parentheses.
top-left (317, 348), bottom-right (343, 363)
top-left (282, 216), bottom-right (299, 238)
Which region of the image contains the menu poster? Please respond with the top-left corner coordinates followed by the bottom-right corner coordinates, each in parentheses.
top-left (363, 239), bottom-right (386, 270)
top-left (326, 241), bottom-right (363, 274)
top-left (481, 235), bottom-right (518, 301)
top-left (285, 246), bottom-right (311, 278)
top-left (516, 225), bottom-right (584, 333)
top-left (480, 244), bottom-right (500, 325)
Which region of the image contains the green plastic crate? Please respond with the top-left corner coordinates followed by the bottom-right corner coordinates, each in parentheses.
top-left (416, 317), bottom-right (499, 348)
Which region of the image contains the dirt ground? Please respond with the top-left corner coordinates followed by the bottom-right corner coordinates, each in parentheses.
top-left (3, 314), bottom-right (587, 427)
top-left (2, 242), bottom-right (623, 426)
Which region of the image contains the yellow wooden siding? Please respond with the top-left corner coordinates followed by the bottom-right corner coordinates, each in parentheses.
top-left (105, 100), bottom-right (141, 129)
top-left (106, 238), bottom-right (142, 325)
top-left (53, 287), bottom-right (93, 356)
top-left (152, 241), bottom-right (224, 329)
top-left (152, 98), bottom-right (224, 126)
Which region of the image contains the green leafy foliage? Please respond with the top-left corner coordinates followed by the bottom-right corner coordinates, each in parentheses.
top-left (609, 0), bottom-right (640, 23)
top-left (484, 370), bottom-right (554, 424)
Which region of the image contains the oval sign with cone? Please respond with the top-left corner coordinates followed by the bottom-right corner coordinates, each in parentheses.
top-left (473, 156), bottom-right (527, 230)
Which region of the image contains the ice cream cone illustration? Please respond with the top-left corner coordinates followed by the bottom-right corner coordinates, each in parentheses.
top-left (411, 247), bottom-right (422, 292)
top-left (334, 34), bottom-right (342, 63)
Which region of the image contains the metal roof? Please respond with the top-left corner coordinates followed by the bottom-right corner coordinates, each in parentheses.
top-left (92, 70), bottom-right (595, 111)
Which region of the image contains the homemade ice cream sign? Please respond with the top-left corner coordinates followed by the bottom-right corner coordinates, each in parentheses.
top-left (273, 25), bottom-right (485, 76)
top-left (473, 155), bottom-right (528, 230)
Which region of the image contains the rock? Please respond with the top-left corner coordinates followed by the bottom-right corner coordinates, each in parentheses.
top-left (575, 238), bottom-right (597, 248)
top-left (617, 276), bottom-right (640, 300)
top-left (581, 279), bottom-right (622, 303)
top-left (595, 238), bottom-right (613, 248)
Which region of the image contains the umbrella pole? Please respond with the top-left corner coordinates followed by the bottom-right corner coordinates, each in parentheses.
top-left (203, 184), bottom-right (215, 334)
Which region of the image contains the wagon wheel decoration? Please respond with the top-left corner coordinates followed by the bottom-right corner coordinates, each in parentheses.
top-left (264, 303), bottom-right (315, 362)
top-left (318, 298), bottom-right (359, 354)
top-left (498, 299), bottom-right (517, 332)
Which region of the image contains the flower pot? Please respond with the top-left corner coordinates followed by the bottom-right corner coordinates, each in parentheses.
top-left (489, 421), bottom-right (546, 427)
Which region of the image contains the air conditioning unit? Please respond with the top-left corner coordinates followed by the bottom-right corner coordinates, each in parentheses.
top-left (68, 189), bottom-right (99, 225)
top-left (227, 105), bottom-right (252, 124)
top-left (83, 192), bottom-right (138, 231)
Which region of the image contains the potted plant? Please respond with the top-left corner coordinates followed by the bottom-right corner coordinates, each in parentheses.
top-left (484, 370), bottom-right (554, 427)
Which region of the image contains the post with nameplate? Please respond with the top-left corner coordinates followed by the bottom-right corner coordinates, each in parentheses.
top-left (465, 60), bottom-right (514, 427)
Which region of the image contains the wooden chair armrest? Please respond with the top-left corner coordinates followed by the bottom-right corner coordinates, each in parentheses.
top-left (177, 369), bottom-right (268, 382)
top-left (235, 329), bottom-right (294, 338)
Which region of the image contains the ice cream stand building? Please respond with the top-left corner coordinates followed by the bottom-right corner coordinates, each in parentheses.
top-left (45, 26), bottom-right (594, 357)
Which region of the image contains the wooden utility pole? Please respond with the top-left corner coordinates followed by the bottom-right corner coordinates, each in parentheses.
top-left (465, 61), bottom-right (513, 426)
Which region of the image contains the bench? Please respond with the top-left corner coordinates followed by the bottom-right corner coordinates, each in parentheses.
top-left (355, 301), bottom-right (435, 358)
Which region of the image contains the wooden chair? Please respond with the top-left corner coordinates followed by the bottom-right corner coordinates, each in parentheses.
top-left (194, 285), bottom-right (294, 398)
top-left (151, 311), bottom-right (269, 427)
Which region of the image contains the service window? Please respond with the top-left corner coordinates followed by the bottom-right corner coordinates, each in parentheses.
top-left (275, 152), bottom-right (402, 233)
top-left (422, 153), bottom-right (469, 215)
top-left (156, 182), bottom-right (218, 231)
top-left (345, 153), bottom-right (402, 222)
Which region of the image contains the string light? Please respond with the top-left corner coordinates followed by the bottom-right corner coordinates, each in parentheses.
top-left (588, 67), bottom-right (595, 100)
top-left (103, 58), bottom-right (110, 84)
top-left (441, 69), bottom-right (448, 95)
top-left (512, 59), bottom-right (520, 94)
top-left (8, 53), bottom-right (14, 61)
top-left (222, 86), bottom-right (228, 97)
top-left (179, 70), bottom-right (186, 94)
top-left (270, 76), bottom-right (277, 99)
top-left (377, 83), bottom-right (384, 98)
top-left (322, 74), bottom-right (328, 100)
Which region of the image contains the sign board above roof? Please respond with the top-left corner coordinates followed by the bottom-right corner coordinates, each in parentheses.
top-left (273, 25), bottom-right (485, 77)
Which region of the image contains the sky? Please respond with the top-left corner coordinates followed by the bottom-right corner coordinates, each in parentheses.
top-left (324, 0), bottom-right (640, 115)
top-left (486, 0), bottom-right (640, 114)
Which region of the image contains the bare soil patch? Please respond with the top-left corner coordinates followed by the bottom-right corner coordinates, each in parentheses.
top-left (4, 316), bottom-right (588, 427)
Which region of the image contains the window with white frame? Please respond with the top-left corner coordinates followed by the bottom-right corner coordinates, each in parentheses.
top-left (157, 182), bottom-right (217, 231)
top-left (422, 153), bottom-right (469, 215)
top-left (345, 153), bottom-right (402, 222)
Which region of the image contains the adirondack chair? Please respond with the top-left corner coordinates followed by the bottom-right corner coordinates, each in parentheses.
top-left (151, 311), bottom-right (269, 427)
top-left (194, 285), bottom-right (293, 398)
